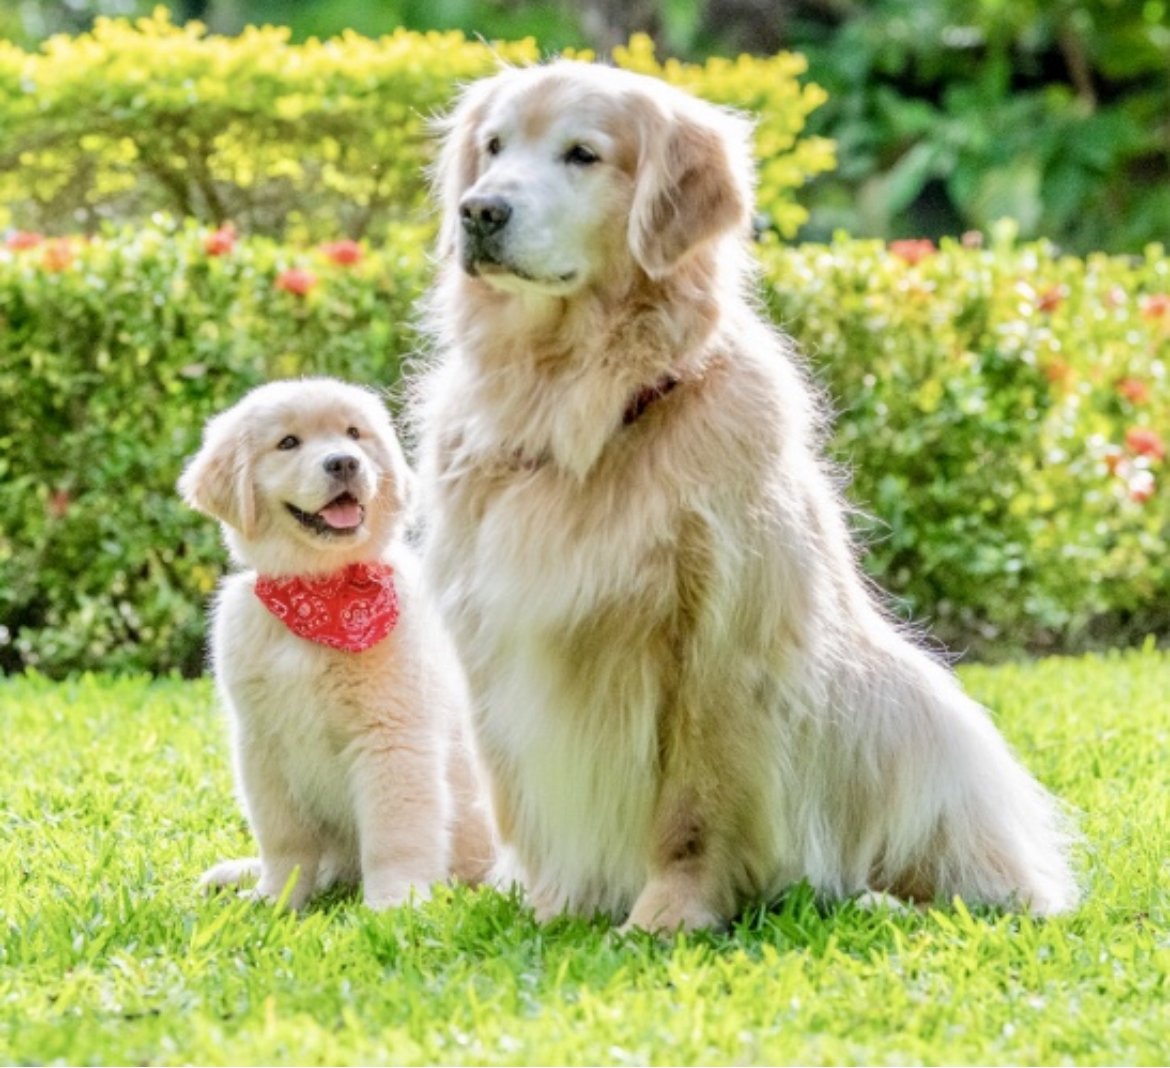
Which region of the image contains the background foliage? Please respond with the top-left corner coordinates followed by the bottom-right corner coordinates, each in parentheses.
top-left (3, 0), bottom-right (1168, 253)
top-left (2, 223), bottom-right (1166, 676)
top-left (0, 14), bottom-right (832, 241)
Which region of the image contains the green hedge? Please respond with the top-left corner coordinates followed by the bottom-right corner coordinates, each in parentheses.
top-left (0, 13), bottom-right (833, 241)
top-left (763, 227), bottom-right (1169, 653)
top-left (1, 223), bottom-right (1167, 675)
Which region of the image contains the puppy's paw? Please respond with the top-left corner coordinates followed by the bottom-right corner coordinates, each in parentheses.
top-left (199, 857), bottom-right (261, 892)
top-left (363, 877), bottom-right (433, 911)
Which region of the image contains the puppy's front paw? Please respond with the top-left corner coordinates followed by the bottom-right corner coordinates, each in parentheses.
top-left (363, 877), bottom-right (433, 911)
top-left (199, 857), bottom-right (260, 891)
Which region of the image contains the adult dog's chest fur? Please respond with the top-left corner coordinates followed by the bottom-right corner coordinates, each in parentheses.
top-left (427, 417), bottom-right (719, 915)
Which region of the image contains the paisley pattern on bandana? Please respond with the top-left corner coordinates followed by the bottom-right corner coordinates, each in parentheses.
top-left (253, 562), bottom-right (399, 652)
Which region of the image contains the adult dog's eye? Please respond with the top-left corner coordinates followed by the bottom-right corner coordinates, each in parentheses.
top-left (564, 144), bottom-right (600, 166)
top-left (486, 136), bottom-right (501, 156)
top-left (346, 426), bottom-right (361, 440)
top-left (277, 435), bottom-right (300, 450)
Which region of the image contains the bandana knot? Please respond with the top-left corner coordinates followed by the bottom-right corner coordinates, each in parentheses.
top-left (253, 562), bottom-right (399, 652)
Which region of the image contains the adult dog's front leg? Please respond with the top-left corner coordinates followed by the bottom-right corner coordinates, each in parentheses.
top-left (620, 786), bottom-right (735, 935)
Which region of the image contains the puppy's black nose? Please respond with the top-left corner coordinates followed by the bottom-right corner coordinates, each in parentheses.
top-left (460, 194), bottom-right (512, 238)
top-left (323, 453), bottom-right (360, 480)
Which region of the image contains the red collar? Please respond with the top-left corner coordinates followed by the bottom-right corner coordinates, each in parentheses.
top-left (253, 562), bottom-right (399, 652)
top-left (623, 373), bottom-right (680, 426)
top-left (507, 372), bottom-right (682, 472)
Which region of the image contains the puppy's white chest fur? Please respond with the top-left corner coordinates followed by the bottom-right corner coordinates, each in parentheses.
top-left (214, 575), bottom-right (368, 837)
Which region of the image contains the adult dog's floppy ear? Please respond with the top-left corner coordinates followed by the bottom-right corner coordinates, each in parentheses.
top-left (628, 98), bottom-right (754, 280)
top-left (431, 76), bottom-right (501, 260)
top-left (178, 411), bottom-right (258, 537)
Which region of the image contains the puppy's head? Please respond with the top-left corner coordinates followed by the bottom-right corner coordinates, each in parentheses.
top-left (434, 61), bottom-right (754, 296)
top-left (179, 378), bottom-right (414, 575)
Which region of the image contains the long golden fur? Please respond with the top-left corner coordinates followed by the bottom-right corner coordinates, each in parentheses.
top-left (414, 62), bottom-right (1077, 931)
top-left (180, 378), bottom-right (492, 910)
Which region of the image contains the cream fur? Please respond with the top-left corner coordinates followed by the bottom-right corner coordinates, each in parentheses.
top-left (179, 378), bottom-right (493, 910)
top-left (414, 62), bottom-right (1079, 932)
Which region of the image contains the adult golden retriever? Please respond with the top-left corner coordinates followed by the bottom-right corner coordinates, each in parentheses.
top-left (414, 62), bottom-right (1077, 931)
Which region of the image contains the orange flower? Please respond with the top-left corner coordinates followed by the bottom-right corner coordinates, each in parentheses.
top-left (1103, 446), bottom-right (1125, 475)
top-left (1037, 286), bottom-right (1063, 313)
top-left (1116, 377), bottom-right (1149, 405)
top-left (275, 267), bottom-right (317, 296)
top-left (6, 230), bottom-right (43, 250)
top-left (1043, 359), bottom-right (1071, 385)
top-left (1125, 427), bottom-right (1165, 461)
top-left (204, 225), bottom-right (236, 256)
top-left (889, 238), bottom-right (935, 265)
top-left (321, 239), bottom-right (362, 266)
top-left (1140, 293), bottom-right (1170, 320)
top-left (41, 238), bottom-right (74, 271)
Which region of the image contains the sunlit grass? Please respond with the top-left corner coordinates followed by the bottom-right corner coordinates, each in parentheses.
top-left (2, 651), bottom-right (1167, 1065)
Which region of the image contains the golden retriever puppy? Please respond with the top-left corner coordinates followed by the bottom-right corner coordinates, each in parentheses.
top-left (414, 62), bottom-right (1078, 931)
top-left (180, 378), bottom-right (492, 910)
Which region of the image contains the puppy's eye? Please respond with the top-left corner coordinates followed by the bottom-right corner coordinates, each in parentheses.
top-left (346, 426), bottom-right (361, 440)
top-left (277, 435), bottom-right (300, 451)
top-left (564, 144), bottom-right (600, 166)
top-left (485, 136), bottom-right (501, 156)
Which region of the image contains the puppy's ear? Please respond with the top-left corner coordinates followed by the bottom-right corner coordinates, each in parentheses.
top-left (628, 99), bottom-right (754, 279)
top-left (431, 76), bottom-right (500, 260)
top-left (373, 418), bottom-right (418, 527)
top-left (178, 411), bottom-right (258, 537)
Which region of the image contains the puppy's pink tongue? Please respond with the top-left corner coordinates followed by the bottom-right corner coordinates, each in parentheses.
top-left (318, 499), bottom-right (363, 529)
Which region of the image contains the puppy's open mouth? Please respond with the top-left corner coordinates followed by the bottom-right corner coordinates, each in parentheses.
top-left (285, 493), bottom-right (365, 537)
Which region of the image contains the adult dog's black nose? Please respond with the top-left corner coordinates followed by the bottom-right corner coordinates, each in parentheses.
top-left (460, 194), bottom-right (512, 238)
top-left (323, 453), bottom-right (360, 480)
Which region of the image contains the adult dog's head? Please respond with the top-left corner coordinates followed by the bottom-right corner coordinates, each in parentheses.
top-left (179, 378), bottom-right (413, 575)
top-left (435, 62), bottom-right (754, 299)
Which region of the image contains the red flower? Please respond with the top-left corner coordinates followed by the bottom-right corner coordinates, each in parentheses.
top-left (1116, 378), bottom-right (1149, 405)
top-left (6, 230), bottom-right (43, 250)
top-left (1125, 427), bottom-right (1165, 461)
top-left (204, 225), bottom-right (236, 256)
top-left (1128, 471), bottom-right (1155, 503)
top-left (275, 267), bottom-right (317, 296)
top-left (1037, 286), bottom-right (1063, 313)
top-left (1141, 293), bottom-right (1170, 320)
top-left (41, 238), bottom-right (73, 271)
top-left (321, 239), bottom-right (362, 266)
top-left (889, 239), bottom-right (936, 265)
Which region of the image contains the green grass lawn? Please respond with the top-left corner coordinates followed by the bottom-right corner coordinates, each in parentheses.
top-left (2, 651), bottom-right (1168, 1066)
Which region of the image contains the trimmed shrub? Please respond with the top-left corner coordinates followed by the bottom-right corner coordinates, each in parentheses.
top-left (0, 13), bottom-right (834, 241)
top-left (1, 223), bottom-right (1167, 675)
top-left (0, 220), bottom-right (428, 675)
top-left (762, 227), bottom-right (1170, 653)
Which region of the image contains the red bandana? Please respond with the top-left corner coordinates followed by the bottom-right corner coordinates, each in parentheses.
top-left (253, 562), bottom-right (399, 653)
